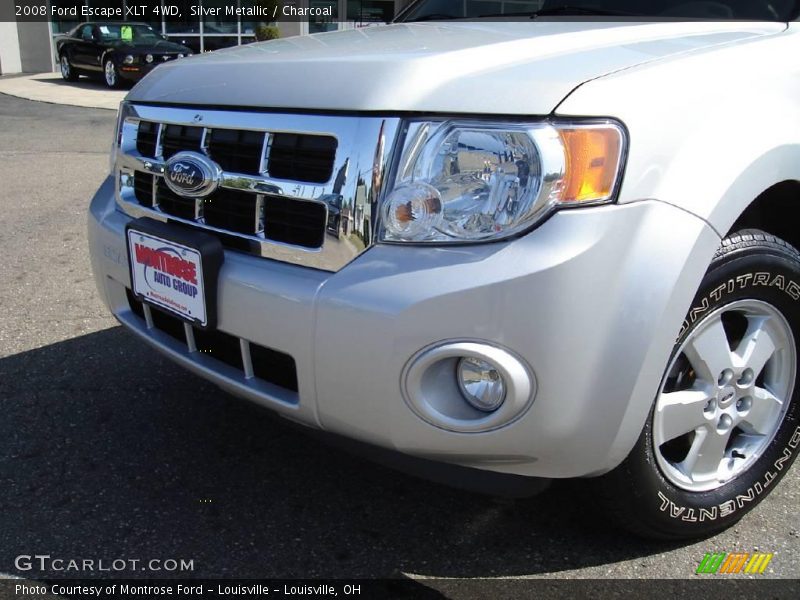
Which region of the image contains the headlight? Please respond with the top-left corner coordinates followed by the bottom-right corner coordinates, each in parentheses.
top-left (123, 55), bottom-right (136, 65)
top-left (178, 53), bottom-right (185, 58)
top-left (145, 54), bottom-right (154, 63)
top-left (380, 120), bottom-right (626, 243)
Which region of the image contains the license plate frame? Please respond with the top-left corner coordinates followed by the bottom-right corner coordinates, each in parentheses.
top-left (126, 218), bottom-right (224, 329)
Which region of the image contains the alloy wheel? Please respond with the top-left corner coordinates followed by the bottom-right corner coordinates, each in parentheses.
top-left (653, 299), bottom-right (796, 492)
top-left (105, 60), bottom-right (116, 87)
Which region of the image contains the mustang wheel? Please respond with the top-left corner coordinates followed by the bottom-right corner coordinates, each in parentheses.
top-left (104, 59), bottom-right (120, 89)
top-left (599, 230), bottom-right (800, 539)
top-left (60, 54), bottom-right (78, 82)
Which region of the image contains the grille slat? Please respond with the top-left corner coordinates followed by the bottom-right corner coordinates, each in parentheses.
top-left (126, 289), bottom-right (298, 394)
top-left (193, 326), bottom-right (243, 371)
top-left (155, 179), bottom-right (196, 220)
top-left (133, 172), bottom-right (155, 207)
top-left (268, 133), bottom-right (338, 184)
top-left (264, 195), bottom-right (327, 249)
top-left (208, 129), bottom-right (265, 175)
top-left (161, 124), bottom-right (204, 159)
top-left (136, 121), bottom-right (158, 157)
top-left (203, 189), bottom-right (261, 235)
top-left (251, 344), bottom-right (298, 392)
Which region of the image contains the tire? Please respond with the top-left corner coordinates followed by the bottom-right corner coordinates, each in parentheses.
top-left (103, 58), bottom-right (121, 89)
top-left (59, 53), bottom-right (79, 82)
top-left (598, 229), bottom-right (800, 540)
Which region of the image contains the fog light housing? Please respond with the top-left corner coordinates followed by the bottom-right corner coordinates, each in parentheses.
top-left (457, 357), bottom-right (506, 412)
top-left (402, 341), bottom-right (536, 433)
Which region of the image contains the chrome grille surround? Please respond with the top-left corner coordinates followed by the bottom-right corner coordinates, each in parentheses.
top-left (115, 103), bottom-right (402, 272)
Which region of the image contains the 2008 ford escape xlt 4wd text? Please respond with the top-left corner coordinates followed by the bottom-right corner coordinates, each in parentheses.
top-left (88, 0), bottom-right (800, 539)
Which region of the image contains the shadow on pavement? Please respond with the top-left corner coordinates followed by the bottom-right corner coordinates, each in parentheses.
top-left (35, 76), bottom-right (128, 91)
top-left (0, 327), bottom-right (679, 578)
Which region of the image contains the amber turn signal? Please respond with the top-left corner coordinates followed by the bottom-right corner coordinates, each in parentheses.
top-left (558, 126), bottom-right (623, 203)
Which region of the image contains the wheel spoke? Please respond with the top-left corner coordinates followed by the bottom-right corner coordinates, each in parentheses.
top-left (656, 389), bottom-right (711, 442)
top-left (679, 425), bottom-right (732, 483)
top-left (684, 318), bottom-right (733, 383)
top-left (741, 386), bottom-right (784, 435)
top-left (734, 316), bottom-right (778, 377)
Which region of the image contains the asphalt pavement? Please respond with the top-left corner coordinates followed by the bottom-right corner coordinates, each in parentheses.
top-left (0, 93), bottom-right (798, 595)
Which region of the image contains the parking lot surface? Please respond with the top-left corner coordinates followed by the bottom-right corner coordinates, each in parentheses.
top-left (0, 73), bottom-right (124, 110)
top-left (0, 93), bottom-right (798, 593)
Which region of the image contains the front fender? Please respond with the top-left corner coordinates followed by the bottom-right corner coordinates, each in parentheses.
top-left (555, 26), bottom-right (800, 235)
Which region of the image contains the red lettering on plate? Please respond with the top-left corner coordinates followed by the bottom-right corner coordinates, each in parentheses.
top-left (135, 243), bottom-right (197, 285)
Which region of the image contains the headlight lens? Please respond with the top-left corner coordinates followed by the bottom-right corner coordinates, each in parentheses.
top-left (123, 55), bottom-right (135, 65)
top-left (145, 54), bottom-right (154, 63)
top-left (380, 120), bottom-right (625, 243)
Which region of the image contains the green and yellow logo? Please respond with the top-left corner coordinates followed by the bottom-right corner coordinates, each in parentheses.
top-left (696, 552), bottom-right (774, 575)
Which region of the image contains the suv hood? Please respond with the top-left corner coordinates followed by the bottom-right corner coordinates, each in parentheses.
top-left (128, 21), bottom-right (784, 114)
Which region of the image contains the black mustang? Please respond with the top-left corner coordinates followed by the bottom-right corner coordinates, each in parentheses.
top-left (56, 22), bottom-right (192, 89)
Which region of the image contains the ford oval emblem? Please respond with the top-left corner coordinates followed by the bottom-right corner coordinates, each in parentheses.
top-left (163, 151), bottom-right (221, 198)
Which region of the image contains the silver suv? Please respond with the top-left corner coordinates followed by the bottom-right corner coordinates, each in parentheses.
top-left (88, 0), bottom-right (800, 539)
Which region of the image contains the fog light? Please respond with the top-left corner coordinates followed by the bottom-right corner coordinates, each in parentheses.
top-left (145, 54), bottom-right (154, 63)
top-left (403, 341), bottom-right (535, 432)
top-left (457, 357), bottom-right (506, 412)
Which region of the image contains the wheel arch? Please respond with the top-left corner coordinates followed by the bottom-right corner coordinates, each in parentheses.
top-left (57, 42), bottom-right (71, 59)
top-left (700, 142), bottom-right (800, 239)
top-left (100, 49), bottom-right (118, 66)
top-left (603, 176), bottom-right (800, 476)
top-left (727, 180), bottom-right (800, 250)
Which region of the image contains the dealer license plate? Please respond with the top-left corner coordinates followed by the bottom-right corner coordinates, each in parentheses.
top-left (127, 229), bottom-right (208, 326)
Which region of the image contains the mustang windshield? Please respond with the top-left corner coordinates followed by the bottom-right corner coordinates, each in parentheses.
top-left (96, 24), bottom-right (165, 43)
top-left (399, 0), bottom-right (799, 22)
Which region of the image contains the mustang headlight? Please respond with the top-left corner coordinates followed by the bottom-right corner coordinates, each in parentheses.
top-left (123, 55), bottom-right (136, 65)
top-left (380, 120), bottom-right (625, 243)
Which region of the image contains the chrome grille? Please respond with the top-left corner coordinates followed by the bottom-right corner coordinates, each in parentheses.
top-left (116, 104), bottom-right (401, 272)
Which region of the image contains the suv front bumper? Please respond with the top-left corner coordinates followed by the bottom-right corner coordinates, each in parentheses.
top-left (89, 176), bottom-right (720, 479)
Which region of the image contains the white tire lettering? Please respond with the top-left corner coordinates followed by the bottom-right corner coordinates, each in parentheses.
top-left (699, 507), bottom-right (718, 522)
top-left (754, 272), bottom-right (771, 286)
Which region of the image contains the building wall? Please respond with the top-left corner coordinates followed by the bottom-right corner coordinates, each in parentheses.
top-left (17, 21), bottom-right (53, 74)
top-left (0, 22), bottom-right (23, 75)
